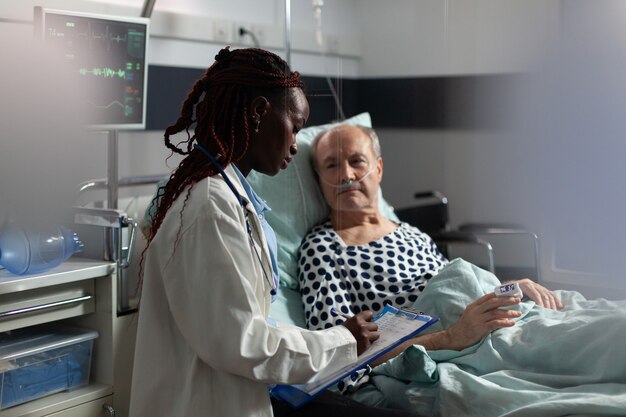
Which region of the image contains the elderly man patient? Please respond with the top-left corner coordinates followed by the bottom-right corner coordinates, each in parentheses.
top-left (297, 124), bottom-right (626, 416)
top-left (301, 125), bottom-right (558, 340)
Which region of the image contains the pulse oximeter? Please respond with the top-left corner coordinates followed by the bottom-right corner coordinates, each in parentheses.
top-left (494, 283), bottom-right (523, 298)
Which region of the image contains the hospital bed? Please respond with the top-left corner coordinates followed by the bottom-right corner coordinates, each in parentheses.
top-left (127, 112), bottom-right (626, 416)
top-left (249, 112), bottom-right (626, 416)
top-left (245, 112), bottom-right (523, 327)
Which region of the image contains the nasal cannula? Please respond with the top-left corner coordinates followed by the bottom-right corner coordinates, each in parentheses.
top-left (320, 167), bottom-right (375, 191)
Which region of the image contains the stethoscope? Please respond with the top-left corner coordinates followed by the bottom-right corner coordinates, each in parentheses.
top-left (194, 143), bottom-right (276, 297)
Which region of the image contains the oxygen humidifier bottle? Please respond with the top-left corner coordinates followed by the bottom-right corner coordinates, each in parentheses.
top-left (0, 222), bottom-right (83, 275)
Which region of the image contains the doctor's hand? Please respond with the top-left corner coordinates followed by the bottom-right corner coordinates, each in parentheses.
top-left (341, 311), bottom-right (380, 356)
top-left (513, 278), bottom-right (563, 310)
top-left (443, 293), bottom-right (522, 351)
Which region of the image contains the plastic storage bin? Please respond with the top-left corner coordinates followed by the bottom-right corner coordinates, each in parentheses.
top-left (0, 324), bottom-right (98, 409)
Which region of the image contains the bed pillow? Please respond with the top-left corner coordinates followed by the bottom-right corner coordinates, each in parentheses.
top-left (247, 112), bottom-right (399, 291)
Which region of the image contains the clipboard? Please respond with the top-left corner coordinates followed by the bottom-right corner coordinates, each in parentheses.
top-left (270, 305), bottom-right (439, 408)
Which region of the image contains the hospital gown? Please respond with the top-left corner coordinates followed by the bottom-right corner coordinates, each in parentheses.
top-left (298, 221), bottom-right (447, 394)
top-left (298, 220), bottom-right (447, 330)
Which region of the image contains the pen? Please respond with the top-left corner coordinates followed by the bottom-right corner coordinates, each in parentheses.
top-left (330, 307), bottom-right (353, 320)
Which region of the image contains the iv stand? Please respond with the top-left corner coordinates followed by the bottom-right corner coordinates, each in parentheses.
top-left (107, 130), bottom-right (119, 209)
top-left (104, 129), bottom-right (119, 265)
top-left (284, 0), bottom-right (291, 66)
top-left (106, 129), bottom-right (138, 314)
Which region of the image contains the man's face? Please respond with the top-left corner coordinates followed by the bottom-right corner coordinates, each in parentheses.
top-left (314, 126), bottom-right (382, 213)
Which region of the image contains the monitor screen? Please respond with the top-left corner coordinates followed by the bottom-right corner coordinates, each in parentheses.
top-left (34, 7), bottom-right (149, 130)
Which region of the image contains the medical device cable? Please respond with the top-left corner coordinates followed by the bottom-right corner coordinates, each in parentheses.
top-left (238, 27), bottom-right (261, 48)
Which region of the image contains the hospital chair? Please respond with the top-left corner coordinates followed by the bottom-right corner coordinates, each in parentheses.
top-left (394, 191), bottom-right (540, 282)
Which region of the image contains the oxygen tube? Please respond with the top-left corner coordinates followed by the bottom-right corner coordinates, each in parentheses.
top-left (320, 167), bottom-right (375, 191)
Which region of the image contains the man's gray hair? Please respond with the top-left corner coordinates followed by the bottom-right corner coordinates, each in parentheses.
top-left (310, 125), bottom-right (381, 169)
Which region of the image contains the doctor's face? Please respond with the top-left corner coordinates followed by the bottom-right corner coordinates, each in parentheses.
top-left (314, 126), bottom-right (383, 212)
top-left (250, 88), bottom-right (309, 176)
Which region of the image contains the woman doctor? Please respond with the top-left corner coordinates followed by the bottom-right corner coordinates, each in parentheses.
top-left (129, 47), bottom-right (380, 417)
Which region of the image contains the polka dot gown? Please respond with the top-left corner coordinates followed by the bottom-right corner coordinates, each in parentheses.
top-left (298, 221), bottom-right (448, 330)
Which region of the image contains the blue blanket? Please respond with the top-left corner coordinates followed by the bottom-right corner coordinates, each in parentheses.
top-left (350, 259), bottom-right (626, 416)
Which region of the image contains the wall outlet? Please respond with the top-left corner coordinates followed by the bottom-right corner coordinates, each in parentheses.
top-left (234, 25), bottom-right (244, 43)
top-left (234, 23), bottom-right (266, 47)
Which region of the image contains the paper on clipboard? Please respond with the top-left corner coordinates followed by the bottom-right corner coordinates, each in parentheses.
top-left (271, 305), bottom-right (439, 408)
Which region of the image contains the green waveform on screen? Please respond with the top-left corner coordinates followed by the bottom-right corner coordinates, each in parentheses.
top-left (87, 99), bottom-right (136, 117)
top-left (79, 67), bottom-right (126, 79)
top-left (87, 100), bottom-right (124, 110)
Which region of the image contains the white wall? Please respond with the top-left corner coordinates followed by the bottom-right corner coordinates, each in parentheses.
top-left (3, 0), bottom-right (626, 297)
top-left (359, 0), bottom-right (626, 299)
top-left (355, 0), bottom-right (560, 219)
top-left (357, 0), bottom-right (559, 77)
top-left (0, 0), bottom-right (362, 214)
top-left (357, 0), bottom-right (561, 273)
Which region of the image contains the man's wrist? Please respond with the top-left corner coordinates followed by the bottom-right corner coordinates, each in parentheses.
top-left (437, 329), bottom-right (455, 350)
top-left (415, 329), bottom-right (457, 351)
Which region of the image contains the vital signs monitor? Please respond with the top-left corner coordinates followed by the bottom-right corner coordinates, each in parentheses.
top-left (34, 7), bottom-right (149, 130)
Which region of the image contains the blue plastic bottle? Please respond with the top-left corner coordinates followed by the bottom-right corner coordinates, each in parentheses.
top-left (0, 222), bottom-right (83, 275)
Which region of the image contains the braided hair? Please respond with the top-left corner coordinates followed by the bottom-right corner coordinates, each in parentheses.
top-left (135, 48), bottom-right (304, 297)
top-left (147, 47), bottom-right (304, 243)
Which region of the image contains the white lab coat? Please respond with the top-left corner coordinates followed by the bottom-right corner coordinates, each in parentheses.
top-left (130, 165), bottom-right (357, 417)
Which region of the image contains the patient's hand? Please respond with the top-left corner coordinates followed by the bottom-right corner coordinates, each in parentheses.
top-left (443, 293), bottom-right (522, 351)
top-left (513, 278), bottom-right (563, 310)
